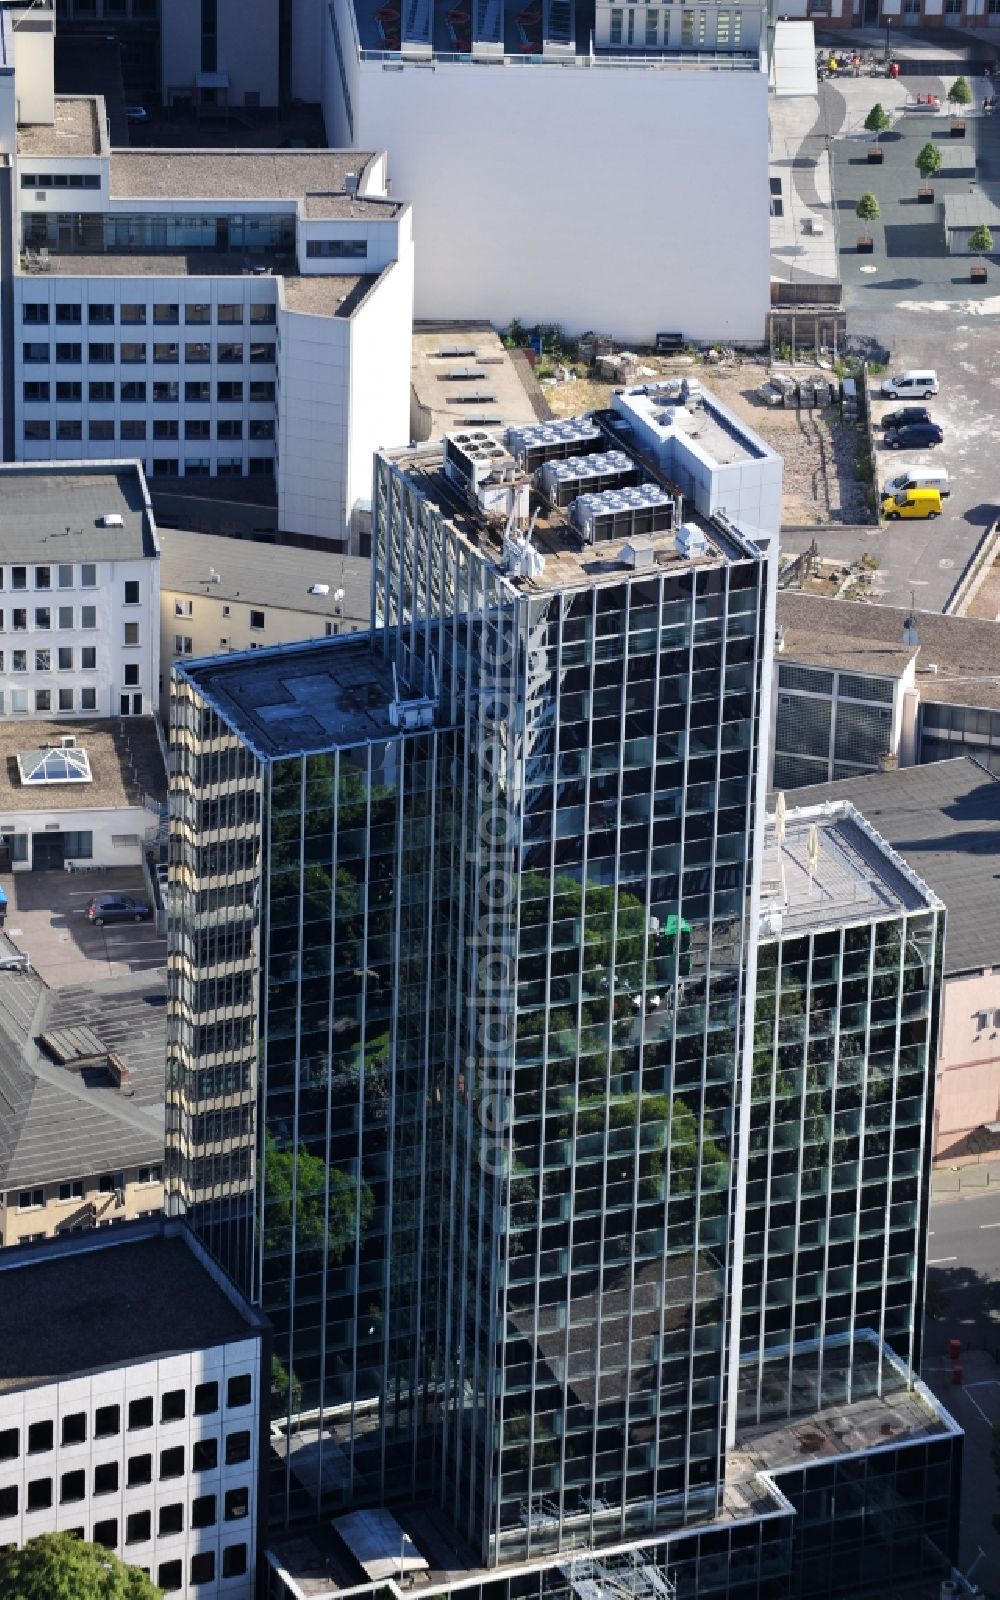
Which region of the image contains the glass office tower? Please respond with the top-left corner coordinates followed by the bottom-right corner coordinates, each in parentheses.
top-left (739, 803), bottom-right (944, 1426)
top-left (168, 421), bottom-right (776, 1556)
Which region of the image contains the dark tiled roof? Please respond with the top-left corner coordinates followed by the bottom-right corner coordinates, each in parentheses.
top-left (0, 970), bottom-right (165, 1190)
top-left (776, 593), bottom-right (1000, 710)
top-left (788, 757), bottom-right (1000, 976)
top-left (0, 1231), bottom-right (257, 1390)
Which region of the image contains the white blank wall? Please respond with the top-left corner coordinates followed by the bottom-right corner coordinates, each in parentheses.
top-left (346, 61), bottom-right (770, 342)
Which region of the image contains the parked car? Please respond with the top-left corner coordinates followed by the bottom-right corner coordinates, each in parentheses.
top-left (885, 422), bottom-right (944, 450)
top-left (883, 465), bottom-right (951, 498)
top-left (126, 105), bottom-right (149, 123)
top-left (881, 370), bottom-right (938, 399)
top-left (882, 406), bottom-right (932, 430)
top-left (86, 894), bottom-right (151, 925)
top-left (881, 488), bottom-right (943, 521)
top-left (0, 950), bottom-right (30, 972)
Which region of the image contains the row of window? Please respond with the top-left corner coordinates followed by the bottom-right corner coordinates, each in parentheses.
top-left (23, 342), bottom-right (276, 366)
top-left (25, 419), bottom-right (273, 444)
top-left (20, 173), bottom-right (101, 192)
top-left (24, 381), bottom-right (276, 404)
top-left (55, 0), bottom-right (157, 18)
top-left (0, 617), bottom-right (140, 644)
top-left (0, 564), bottom-right (97, 592)
top-left (0, 1387), bottom-right (251, 1462)
top-left (0, 1471), bottom-right (248, 1519)
top-left (15, 1170), bottom-right (160, 1211)
top-left (0, 688), bottom-right (103, 715)
top-left (23, 302), bottom-right (275, 326)
top-left (175, 601), bottom-right (266, 628)
top-left (0, 1431), bottom-right (250, 1499)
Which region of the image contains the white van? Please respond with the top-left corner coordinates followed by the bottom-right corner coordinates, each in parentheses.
top-left (883, 465), bottom-right (951, 499)
top-left (881, 370), bottom-right (939, 399)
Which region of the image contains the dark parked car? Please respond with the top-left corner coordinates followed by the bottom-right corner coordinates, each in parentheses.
top-left (86, 894), bottom-right (151, 925)
top-left (882, 406), bottom-right (932, 431)
top-left (885, 422), bottom-right (944, 450)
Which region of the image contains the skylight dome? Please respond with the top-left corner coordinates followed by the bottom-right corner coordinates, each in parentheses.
top-left (17, 746), bottom-right (93, 785)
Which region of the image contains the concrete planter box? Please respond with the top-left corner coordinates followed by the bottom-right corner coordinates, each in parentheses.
top-left (917, 186), bottom-right (935, 203)
top-left (856, 236), bottom-right (875, 253)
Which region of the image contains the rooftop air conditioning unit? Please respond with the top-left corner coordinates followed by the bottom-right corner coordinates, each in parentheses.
top-left (309, 582), bottom-right (330, 596)
top-left (676, 522), bottom-right (708, 558)
top-left (621, 540), bottom-right (655, 570)
top-left (60, 735), bottom-right (76, 749)
top-left (98, 513), bottom-right (125, 528)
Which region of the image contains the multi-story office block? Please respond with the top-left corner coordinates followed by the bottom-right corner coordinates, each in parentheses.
top-left (741, 801), bottom-right (944, 1419)
top-left (169, 411), bottom-right (777, 1551)
top-left (0, 462), bottom-right (159, 722)
top-left (0, 1220), bottom-right (266, 1600)
top-left (1, 5), bottom-right (413, 548)
top-left (168, 412), bottom-right (964, 1600)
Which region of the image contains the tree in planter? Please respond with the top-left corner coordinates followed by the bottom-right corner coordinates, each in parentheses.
top-left (968, 223), bottom-right (994, 257)
top-left (915, 142), bottom-right (942, 184)
top-left (856, 192), bottom-right (880, 225)
top-left (948, 75), bottom-right (972, 110)
top-left (864, 102), bottom-right (891, 145)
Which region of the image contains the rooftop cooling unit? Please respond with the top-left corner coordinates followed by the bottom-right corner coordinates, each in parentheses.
top-left (572, 483), bottom-right (675, 547)
top-left (98, 513), bottom-right (125, 528)
top-left (676, 522), bottom-right (708, 558)
top-left (505, 416), bottom-right (603, 474)
top-left (536, 450), bottom-right (639, 507)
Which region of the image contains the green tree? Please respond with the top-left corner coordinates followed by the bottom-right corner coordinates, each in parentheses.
top-left (855, 192), bottom-right (881, 223)
top-left (948, 75), bottom-right (972, 108)
top-left (263, 1134), bottom-right (374, 1259)
top-left (864, 102), bottom-right (891, 142)
top-left (968, 223), bottom-right (994, 256)
top-left (271, 1353), bottom-right (303, 1414)
top-left (915, 142), bottom-right (942, 181)
top-left (0, 1534), bottom-right (161, 1600)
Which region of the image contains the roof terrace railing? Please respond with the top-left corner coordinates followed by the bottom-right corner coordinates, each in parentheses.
top-left (359, 40), bottom-right (761, 64)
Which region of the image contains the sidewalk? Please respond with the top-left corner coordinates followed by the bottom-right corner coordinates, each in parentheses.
top-left (933, 1159), bottom-right (1000, 1197)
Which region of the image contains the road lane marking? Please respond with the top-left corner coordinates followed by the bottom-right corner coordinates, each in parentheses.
top-left (928, 1256), bottom-right (957, 1264)
top-left (980, 1221), bottom-right (1000, 1229)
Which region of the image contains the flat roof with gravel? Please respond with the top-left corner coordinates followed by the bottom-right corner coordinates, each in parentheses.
top-left (17, 97), bottom-right (103, 158)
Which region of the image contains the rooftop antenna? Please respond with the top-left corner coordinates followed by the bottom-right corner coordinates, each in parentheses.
top-left (902, 590), bottom-right (919, 649)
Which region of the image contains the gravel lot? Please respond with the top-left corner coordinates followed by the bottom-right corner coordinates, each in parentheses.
top-left (543, 358), bottom-right (870, 527)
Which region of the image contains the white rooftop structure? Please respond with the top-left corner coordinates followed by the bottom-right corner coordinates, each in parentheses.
top-left (331, 1510), bottom-right (429, 1581)
top-left (612, 379), bottom-right (782, 547)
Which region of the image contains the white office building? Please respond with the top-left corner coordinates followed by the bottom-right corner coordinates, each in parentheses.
top-left (309, 0), bottom-right (770, 342)
top-left (0, 462), bottom-right (160, 722)
top-left (1, 2), bottom-right (413, 549)
top-left (0, 1221), bottom-right (266, 1600)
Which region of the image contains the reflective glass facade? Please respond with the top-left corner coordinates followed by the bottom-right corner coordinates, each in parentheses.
top-left (740, 904), bottom-right (943, 1422)
top-left (169, 444), bottom-right (774, 1559)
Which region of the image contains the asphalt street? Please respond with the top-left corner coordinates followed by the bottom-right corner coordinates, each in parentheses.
top-left (800, 81), bottom-right (1000, 611)
top-left (923, 1187), bottom-right (1000, 1586)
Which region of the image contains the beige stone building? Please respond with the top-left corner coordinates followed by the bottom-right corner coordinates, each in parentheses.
top-left (0, 967), bottom-right (167, 1246)
top-left (158, 530), bottom-right (370, 711)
